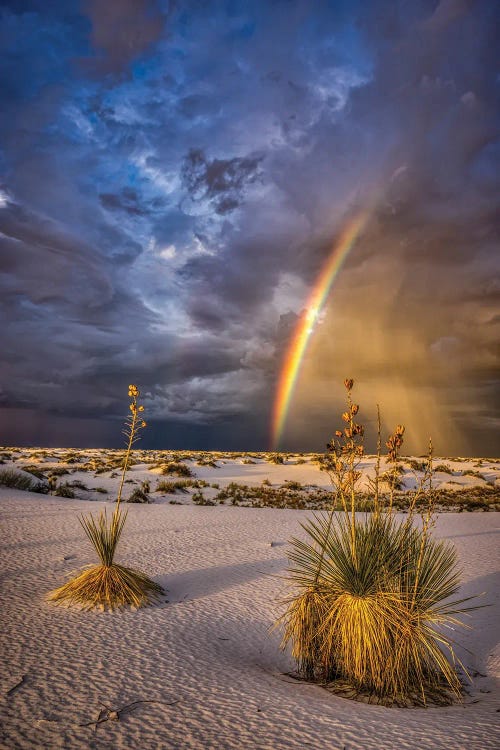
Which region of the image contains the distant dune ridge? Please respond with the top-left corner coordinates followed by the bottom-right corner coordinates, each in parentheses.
top-left (0, 449), bottom-right (499, 748)
top-left (0, 447), bottom-right (499, 509)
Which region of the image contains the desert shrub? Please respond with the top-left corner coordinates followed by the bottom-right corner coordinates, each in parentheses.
top-left (268, 453), bottom-right (284, 464)
top-left (379, 469), bottom-right (404, 491)
top-left (434, 464), bottom-right (453, 474)
top-left (0, 468), bottom-right (46, 493)
top-left (60, 453), bottom-right (80, 464)
top-left (462, 469), bottom-right (486, 480)
top-left (281, 511), bottom-right (468, 704)
top-left (277, 379), bottom-right (477, 706)
top-left (47, 467), bottom-right (70, 477)
top-left (53, 483), bottom-right (76, 498)
top-left (192, 490), bottom-right (215, 505)
top-left (406, 459), bottom-right (427, 472)
top-left (172, 452), bottom-right (193, 462)
top-left (212, 482), bottom-right (330, 510)
top-left (156, 479), bottom-right (207, 493)
top-left (21, 465), bottom-right (47, 480)
top-left (161, 461), bottom-right (193, 477)
top-left (196, 457), bottom-right (219, 467)
top-left (284, 480), bottom-right (304, 491)
top-left (125, 487), bottom-right (151, 504)
top-left (49, 385), bottom-right (163, 610)
top-left (68, 479), bottom-right (89, 491)
top-left (156, 480), bottom-right (188, 494)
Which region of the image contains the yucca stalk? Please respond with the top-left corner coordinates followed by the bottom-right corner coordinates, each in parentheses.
top-left (116, 384), bottom-right (146, 508)
top-left (278, 379), bottom-right (479, 705)
top-left (49, 385), bottom-right (163, 610)
top-left (372, 404), bottom-right (382, 518)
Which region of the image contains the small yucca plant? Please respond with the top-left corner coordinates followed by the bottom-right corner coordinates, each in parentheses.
top-left (49, 385), bottom-right (163, 610)
top-left (277, 379), bottom-right (478, 705)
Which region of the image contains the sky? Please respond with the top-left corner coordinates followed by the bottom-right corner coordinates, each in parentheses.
top-left (0, 0), bottom-right (499, 456)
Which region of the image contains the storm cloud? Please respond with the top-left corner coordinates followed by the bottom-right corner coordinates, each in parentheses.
top-left (0, 0), bottom-right (498, 454)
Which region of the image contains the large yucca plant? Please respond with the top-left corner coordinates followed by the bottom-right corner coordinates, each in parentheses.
top-left (49, 385), bottom-right (163, 610)
top-left (277, 380), bottom-right (478, 705)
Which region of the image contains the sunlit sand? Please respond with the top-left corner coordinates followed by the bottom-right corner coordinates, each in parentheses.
top-left (0, 448), bottom-right (499, 749)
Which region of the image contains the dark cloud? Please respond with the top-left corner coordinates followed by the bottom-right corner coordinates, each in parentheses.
top-left (99, 187), bottom-right (149, 216)
top-left (0, 0), bottom-right (498, 454)
top-left (181, 148), bottom-right (263, 215)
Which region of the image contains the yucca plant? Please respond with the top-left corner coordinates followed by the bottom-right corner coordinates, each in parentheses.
top-left (277, 379), bottom-right (477, 705)
top-left (49, 385), bottom-right (163, 610)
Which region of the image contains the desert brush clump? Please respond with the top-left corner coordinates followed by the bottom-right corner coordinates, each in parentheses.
top-left (156, 478), bottom-right (208, 494)
top-left (48, 385), bottom-right (163, 610)
top-left (277, 378), bottom-right (478, 706)
top-left (159, 461), bottom-right (193, 477)
top-left (125, 487), bottom-right (151, 503)
top-left (0, 468), bottom-right (47, 493)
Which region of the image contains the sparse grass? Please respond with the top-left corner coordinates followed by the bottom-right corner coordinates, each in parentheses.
top-left (267, 452), bottom-right (284, 464)
top-left (192, 490), bottom-right (215, 505)
top-left (47, 467), bottom-right (70, 477)
top-left (125, 487), bottom-right (151, 503)
top-left (68, 479), bottom-right (89, 491)
top-left (196, 455), bottom-right (219, 467)
top-left (53, 483), bottom-right (76, 498)
top-left (434, 464), bottom-right (453, 474)
top-left (155, 478), bottom-right (207, 494)
top-left (284, 480), bottom-right (304, 491)
top-left (20, 465), bottom-right (47, 480)
top-left (159, 461), bottom-right (193, 477)
top-left (462, 469), bottom-right (486, 480)
top-left (379, 468), bottom-right (404, 491)
top-left (0, 468), bottom-right (46, 492)
top-left (406, 459), bottom-right (427, 472)
top-left (213, 482), bottom-right (332, 510)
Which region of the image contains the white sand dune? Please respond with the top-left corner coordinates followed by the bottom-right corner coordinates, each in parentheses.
top-left (3, 448), bottom-right (499, 507)
top-left (1, 507), bottom-right (499, 750)
top-left (0, 455), bottom-right (499, 749)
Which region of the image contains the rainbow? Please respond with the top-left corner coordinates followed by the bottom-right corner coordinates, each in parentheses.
top-left (271, 211), bottom-right (369, 449)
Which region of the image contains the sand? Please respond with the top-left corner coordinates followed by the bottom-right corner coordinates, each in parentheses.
top-left (0, 454), bottom-right (499, 749)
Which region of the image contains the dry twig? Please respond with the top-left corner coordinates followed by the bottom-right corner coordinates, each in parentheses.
top-left (79, 699), bottom-right (179, 730)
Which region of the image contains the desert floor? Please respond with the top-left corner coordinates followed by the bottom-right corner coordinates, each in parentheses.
top-left (0, 450), bottom-right (499, 749)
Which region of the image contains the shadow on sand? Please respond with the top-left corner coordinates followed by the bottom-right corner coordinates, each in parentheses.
top-left (158, 556), bottom-right (288, 603)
